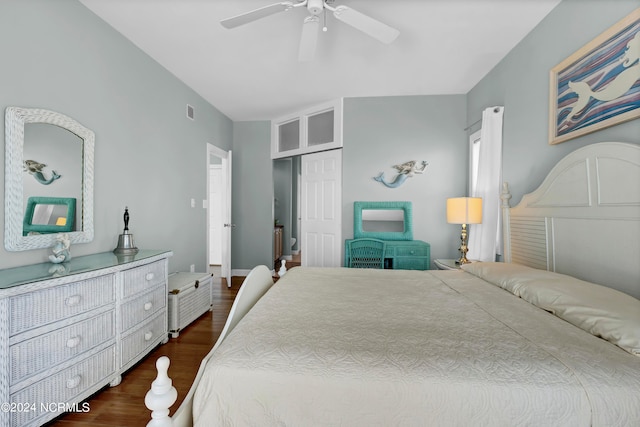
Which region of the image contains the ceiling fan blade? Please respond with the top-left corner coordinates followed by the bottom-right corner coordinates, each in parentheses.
top-left (298, 16), bottom-right (319, 62)
top-left (221, 2), bottom-right (295, 29)
top-left (332, 5), bottom-right (399, 44)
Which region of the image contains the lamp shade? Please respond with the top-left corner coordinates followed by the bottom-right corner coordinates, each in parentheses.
top-left (446, 197), bottom-right (482, 224)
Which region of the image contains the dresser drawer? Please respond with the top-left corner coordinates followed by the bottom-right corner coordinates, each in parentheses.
top-left (120, 286), bottom-right (166, 332)
top-left (10, 346), bottom-right (116, 427)
top-left (9, 275), bottom-right (115, 336)
top-left (121, 259), bottom-right (167, 298)
top-left (394, 246), bottom-right (429, 257)
top-left (394, 257), bottom-right (430, 270)
top-left (10, 310), bottom-right (115, 385)
top-left (121, 313), bottom-right (166, 367)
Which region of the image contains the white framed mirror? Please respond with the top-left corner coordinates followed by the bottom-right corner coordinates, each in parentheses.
top-left (4, 107), bottom-right (94, 251)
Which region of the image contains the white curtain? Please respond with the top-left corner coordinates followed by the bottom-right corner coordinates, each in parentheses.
top-left (468, 106), bottom-right (504, 262)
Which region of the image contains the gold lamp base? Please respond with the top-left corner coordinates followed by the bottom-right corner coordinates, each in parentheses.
top-left (455, 223), bottom-right (471, 265)
top-left (446, 197), bottom-right (482, 265)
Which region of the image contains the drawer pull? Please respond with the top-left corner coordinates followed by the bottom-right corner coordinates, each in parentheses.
top-left (66, 336), bottom-right (81, 348)
top-left (144, 331), bottom-right (154, 341)
top-left (145, 272), bottom-right (155, 281)
top-left (66, 375), bottom-right (82, 389)
top-left (65, 295), bottom-right (82, 307)
top-left (144, 302), bottom-right (153, 311)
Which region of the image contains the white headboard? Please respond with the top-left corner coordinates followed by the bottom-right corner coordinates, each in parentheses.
top-left (502, 142), bottom-right (640, 299)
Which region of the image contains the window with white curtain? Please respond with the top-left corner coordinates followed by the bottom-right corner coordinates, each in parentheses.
top-left (469, 129), bottom-right (481, 196)
top-left (467, 106), bottom-right (504, 262)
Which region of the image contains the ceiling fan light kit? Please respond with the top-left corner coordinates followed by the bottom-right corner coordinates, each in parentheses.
top-left (220, 0), bottom-right (400, 62)
top-left (306, 0), bottom-right (324, 16)
top-left (299, 15), bottom-right (320, 62)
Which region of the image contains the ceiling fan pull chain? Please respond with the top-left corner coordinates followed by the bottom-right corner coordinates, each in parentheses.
top-left (323, 8), bottom-right (328, 32)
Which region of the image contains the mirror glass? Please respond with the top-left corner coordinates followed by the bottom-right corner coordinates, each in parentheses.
top-left (23, 123), bottom-right (83, 232)
top-left (32, 204), bottom-right (69, 225)
top-left (361, 209), bottom-right (405, 232)
top-left (5, 107), bottom-right (94, 251)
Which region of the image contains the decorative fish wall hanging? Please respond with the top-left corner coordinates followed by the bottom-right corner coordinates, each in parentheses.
top-left (374, 160), bottom-right (428, 188)
top-left (24, 159), bottom-right (61, 185)
top-left (562, 32), bottom-right (640, 128)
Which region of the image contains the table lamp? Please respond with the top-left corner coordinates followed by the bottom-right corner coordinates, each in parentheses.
top-left (446, 197), bottom-right (482, 264)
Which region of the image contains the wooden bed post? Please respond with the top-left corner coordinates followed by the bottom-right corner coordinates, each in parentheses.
top-left (145, 356), bottom-right (177, 427)
top-left (501, 182), bottom-right (512, 263)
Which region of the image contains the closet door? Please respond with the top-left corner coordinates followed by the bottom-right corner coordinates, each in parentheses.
top-left (301, 149), bottom-right (342, 267)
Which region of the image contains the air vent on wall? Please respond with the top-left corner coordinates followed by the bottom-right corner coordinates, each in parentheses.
top-left (186, 104), bottom-right (195, 120)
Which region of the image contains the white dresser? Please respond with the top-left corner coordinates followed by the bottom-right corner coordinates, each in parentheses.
top-left (0, 249), bottom-right (172, 427)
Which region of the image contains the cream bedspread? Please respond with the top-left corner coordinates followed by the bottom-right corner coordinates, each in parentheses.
top-left (192, 267), bottom-right (640, 426)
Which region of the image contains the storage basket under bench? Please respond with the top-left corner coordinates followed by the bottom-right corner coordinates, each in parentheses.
top-left (168, 272), bottom-right (213, 338)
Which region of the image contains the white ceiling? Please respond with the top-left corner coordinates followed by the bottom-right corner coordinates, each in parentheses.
top-left (79, 0), bottom-right (561, 121)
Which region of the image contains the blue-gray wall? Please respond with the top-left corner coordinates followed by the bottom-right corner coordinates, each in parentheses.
top-left (231, 121), bottom-right (274, 270)
top-left (342, 95), bottom-right (468, 264)
top-left (0, 0), bottom-right (233, 271)
top-left (467, 0), bottom-right (640, 206)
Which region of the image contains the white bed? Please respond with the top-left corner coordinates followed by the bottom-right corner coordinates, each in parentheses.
top-left (146, 141), bottom-right (640, 427)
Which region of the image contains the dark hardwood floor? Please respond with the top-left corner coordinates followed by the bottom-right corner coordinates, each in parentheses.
top-left (47, 276), bottom-right (244, 427)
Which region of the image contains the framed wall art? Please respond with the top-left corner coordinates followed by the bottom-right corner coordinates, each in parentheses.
top-left (549, 8), bottom-right (639, 145)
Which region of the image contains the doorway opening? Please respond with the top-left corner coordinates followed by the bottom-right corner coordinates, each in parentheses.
top-left (273, 149), bottom-right (343, 270)
top-left (273, 156), bottom-right (301, 271)
top-left (207, 143), bottom-right (232, 287)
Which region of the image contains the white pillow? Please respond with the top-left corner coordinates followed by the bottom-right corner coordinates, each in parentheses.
top-left (460, 262), bottom-right (557, 296)
top-left (461, 262), bottom-right (640, 356)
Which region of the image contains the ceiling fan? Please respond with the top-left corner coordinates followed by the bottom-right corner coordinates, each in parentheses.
top-left (220, 0), bottom-right (400, 62)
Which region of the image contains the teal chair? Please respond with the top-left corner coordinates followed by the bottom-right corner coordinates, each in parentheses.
top-left (347, 238), bottom-right (386, 269)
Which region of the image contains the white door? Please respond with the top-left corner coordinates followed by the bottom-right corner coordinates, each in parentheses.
top-left (301, 149), bottom-right (342, 267)
top-left (207, 144), bottom-right (233, 287)
top-left (222, 151), bottom-right (233, 287)
top-left (209, 165), bottom-right (222, 265)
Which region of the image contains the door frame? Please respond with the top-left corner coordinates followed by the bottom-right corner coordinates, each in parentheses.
top-left (206, 143), bottom-right (232, 287)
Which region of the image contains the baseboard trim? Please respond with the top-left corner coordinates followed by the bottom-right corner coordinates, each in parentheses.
top-left (231, 269), bottom-right (251, 277)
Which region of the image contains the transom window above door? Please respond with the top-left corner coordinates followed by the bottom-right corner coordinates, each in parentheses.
top-left (271, 99), bottom-right (343, 159)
